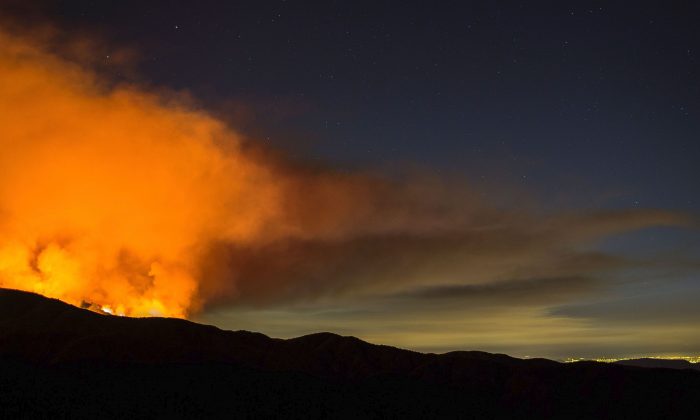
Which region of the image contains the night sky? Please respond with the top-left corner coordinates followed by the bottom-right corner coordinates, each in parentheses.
top-left (1, 1), bottom-right (699, 359)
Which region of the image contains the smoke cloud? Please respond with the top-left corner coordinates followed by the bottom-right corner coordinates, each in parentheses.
top-left (0, 28), bottom-right (689, 318)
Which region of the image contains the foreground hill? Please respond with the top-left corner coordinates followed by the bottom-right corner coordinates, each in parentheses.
top-left (1, 288), bottom-right (699, 419)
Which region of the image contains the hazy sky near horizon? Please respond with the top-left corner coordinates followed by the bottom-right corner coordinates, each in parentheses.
top-left (1, 0), bottom-right (699, 359)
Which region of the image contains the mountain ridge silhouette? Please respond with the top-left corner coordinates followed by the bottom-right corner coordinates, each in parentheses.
top-left (1, 287), bottom-right (699, 419)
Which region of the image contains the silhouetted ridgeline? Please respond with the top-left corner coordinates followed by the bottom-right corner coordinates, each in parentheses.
top-left (614, 358), bottom-right (700, 371)
top-left (1, 288), bottom-right (699, 419)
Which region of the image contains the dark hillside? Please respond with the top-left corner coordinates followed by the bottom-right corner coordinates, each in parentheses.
top-left (1, 288), bottom-right (699, 419)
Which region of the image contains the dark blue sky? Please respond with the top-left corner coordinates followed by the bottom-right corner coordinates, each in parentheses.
top-left (32, 0), bottom-right (698, 212)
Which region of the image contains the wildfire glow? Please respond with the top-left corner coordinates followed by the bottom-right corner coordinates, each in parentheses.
top-left (0, 27), bottom-right (450, 318)
top-left (3, 27), bottom-right (684, 322)
top-left (0, 30), bottom-right (296, 317)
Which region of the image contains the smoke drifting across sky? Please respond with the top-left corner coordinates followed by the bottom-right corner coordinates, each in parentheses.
top-left (0, 26), bottom-right (695, 356)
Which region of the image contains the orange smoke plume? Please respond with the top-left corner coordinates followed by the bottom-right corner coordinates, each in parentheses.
top-left (0, 30), bottom-right (297, 317)
top-left (0, 28), bottom-right (689, 319)
top-left (0, 28), bottom-right (465, 317)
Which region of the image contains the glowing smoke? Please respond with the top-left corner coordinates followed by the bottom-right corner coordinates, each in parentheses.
top-left (0, 29), bottom-right (296, 316)
top-left (0, 28), bottom-right (475, 316)
top-left (0, 28), bottom-right (688, 318)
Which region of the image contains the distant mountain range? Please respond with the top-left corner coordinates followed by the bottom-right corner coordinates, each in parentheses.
top-left (614, 358), bottom-right (700, 371)
top-left (1, 287), bottom-right (699, 419)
